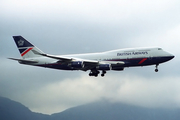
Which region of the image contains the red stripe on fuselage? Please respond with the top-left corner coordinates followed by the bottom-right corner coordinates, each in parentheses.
top-left (138, 58), bottom-right (147, 64)
top-left (21, 48), bottom-right (33, 56)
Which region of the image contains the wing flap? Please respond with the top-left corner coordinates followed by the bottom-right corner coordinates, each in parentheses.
top-left (101, 61), bottom-right (125, 65)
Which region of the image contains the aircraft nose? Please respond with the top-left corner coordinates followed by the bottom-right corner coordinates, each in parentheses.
top-left (168, 54), bottom-right (175, 60)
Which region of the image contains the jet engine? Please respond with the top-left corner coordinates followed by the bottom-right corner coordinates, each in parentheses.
top-left (69, 61), bottom-right (84, 68)
top-left (111, 66), bottom-right (124, 71)
top-left (97, 64), bottom-right (111, 70)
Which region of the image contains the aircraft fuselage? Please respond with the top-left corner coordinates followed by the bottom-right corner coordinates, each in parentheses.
top-left (10, 36), bottom-right (174, 77)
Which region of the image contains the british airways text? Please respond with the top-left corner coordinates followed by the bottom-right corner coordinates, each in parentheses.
top-left (117, 51), bottom-right (148, 56)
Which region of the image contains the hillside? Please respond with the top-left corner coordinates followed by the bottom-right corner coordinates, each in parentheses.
top-left (1, 96), bottom-right (180, 120)
top-left (0, 96), bottom-right (49, 120)
top-left (51, 100), bottom-right (180, 120)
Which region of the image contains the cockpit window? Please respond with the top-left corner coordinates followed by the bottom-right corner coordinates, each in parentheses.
top-left (158, 48), bottom-right (162, 50)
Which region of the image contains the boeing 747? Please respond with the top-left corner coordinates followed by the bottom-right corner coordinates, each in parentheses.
top-left (9, 36), bottom-right (174, 77)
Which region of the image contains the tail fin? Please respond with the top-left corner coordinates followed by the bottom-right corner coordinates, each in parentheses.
top-left (13, 36), bottom-right (44, 59)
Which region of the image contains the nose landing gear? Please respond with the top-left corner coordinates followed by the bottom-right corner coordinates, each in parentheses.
top-left (155, 64), bottom-right (159, 72)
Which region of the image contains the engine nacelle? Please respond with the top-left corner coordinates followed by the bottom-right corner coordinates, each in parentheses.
top-left (111, 66), bottom-right (124, 71)
top-left (97, 64), bottom-right (111, 70)
top-left (69, 61), bottom-right (84, 68)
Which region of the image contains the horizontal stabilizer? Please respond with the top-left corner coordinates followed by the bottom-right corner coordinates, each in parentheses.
top-left (8, 58), bottom-right (38, 64)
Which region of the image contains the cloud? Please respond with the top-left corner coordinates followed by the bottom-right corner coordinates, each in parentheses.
top-left (114, 76), bottom-right (180, 108)
top-left (1, 0), bottom-right (179, 23)
top-left (6, 73), bottom-right (179, 114)
top-left (0, 0), bottom-right (179, 115)
top-left (0, 57), bottom-right (178, 114)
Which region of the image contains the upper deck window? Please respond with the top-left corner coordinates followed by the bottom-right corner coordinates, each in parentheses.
top-left (158, 48), bottom-right (162, 50)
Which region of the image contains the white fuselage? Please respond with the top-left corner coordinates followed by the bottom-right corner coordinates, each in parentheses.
top-left (9, 36), bottom-right (174, 77)
top-left (11, 36), bottom-right (175, 77)
top-left (28, 47), bottom-right (174, 72)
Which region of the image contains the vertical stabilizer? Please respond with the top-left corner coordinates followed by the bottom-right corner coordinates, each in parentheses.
top-left (13, 36), bottom-right (44, 59)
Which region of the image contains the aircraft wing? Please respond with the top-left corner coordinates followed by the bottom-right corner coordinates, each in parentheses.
top-left (39, 53), bottom-right (99, 71)
top-left (33, 50), bottom-right (124, 65)
top-left (40, 53), bottom-right (124, 64)
top-left (100, 61), bottom-right (125, 65)
top-left (39, 54), bottom-right (125, 71)
top-left (40, 53), bottom-right (98, 63)
top-left (39, 53), bottom-right (71, 61)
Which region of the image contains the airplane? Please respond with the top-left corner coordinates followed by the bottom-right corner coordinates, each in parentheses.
top-left (9, 36), bottom-right (174, 77)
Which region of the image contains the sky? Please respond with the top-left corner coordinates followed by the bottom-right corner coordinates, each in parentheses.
top-left (0, 0), bottom-right (180, 114)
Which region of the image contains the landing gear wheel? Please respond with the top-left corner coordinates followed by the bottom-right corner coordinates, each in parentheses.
top-left (101, 74), bottom-right (105, 77)
top-left (89, 73), bottom-right (92, 76)
top-left (89, 70), bottom-right (100, 77)
top-left (101, 70), bottom-right (106, 77)
top-left (155, 64), bottom-right (159, 72)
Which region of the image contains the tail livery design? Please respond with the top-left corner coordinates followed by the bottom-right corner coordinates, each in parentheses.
top-left (9, 36), bottom-right (174, 77)
top-left (13, 36), bottom-right (44, 58)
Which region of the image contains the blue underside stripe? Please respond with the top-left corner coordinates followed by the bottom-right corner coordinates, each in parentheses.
top-left (35, 56), bottom-right (173, 70)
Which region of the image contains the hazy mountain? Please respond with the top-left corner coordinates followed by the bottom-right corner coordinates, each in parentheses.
top-left (0, 96), bottom-right (49, 120)
top-left (1, 96), bottom-right (180, 120)
top-left (51, 100), bottom-right (180, 120)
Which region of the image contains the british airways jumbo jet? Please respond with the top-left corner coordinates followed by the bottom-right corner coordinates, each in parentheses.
top-left (9, 36), bottom-right (174, 77)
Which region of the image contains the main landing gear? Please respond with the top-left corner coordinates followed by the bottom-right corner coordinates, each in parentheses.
top-left (89, 70), bottom-right (99, 77)
top-left (155, 64), bottom-right (159, 72)
top-left (101, 70), bottom-right (106, 77)
top-left (89, 70), bottom-right (106, 77)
